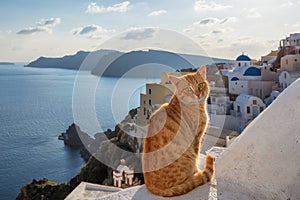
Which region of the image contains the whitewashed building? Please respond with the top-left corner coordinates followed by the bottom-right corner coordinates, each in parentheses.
top-left (222, 54), bottom-right (277, 100)
top-left (232, 94), bottom-right (265, 119)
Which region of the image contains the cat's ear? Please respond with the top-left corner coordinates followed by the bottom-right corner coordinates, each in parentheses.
top-left (197, 66), bottom-right (206, 79)
top-left (168, 75), bottom-right (180, 86)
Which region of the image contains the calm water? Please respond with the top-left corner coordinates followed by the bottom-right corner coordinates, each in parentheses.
top-left (0, 64), bottom-right (156, 199)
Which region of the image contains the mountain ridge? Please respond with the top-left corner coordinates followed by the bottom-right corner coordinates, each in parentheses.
top-left (26, 49), bottom-right (232, 77)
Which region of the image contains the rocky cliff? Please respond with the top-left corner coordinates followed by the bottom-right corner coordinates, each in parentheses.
top-left (17, 108), bottom-right (142, 200)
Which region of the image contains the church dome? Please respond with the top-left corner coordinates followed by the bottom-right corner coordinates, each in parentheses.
top-left (236, 54), bottom-right (251, 61)
top-left (243, 67), bottom-right (261, 76)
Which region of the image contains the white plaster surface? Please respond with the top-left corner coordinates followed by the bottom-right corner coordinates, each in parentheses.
top-left (96, 182), bottom-right (217, 200)
top-left (65, 182), bottom-right (122, 200)
top-left (216, 78), bottom-right (300, 200)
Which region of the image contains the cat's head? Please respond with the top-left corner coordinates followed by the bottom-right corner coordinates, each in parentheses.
top-left (169, 67), bottom-right (209, 104)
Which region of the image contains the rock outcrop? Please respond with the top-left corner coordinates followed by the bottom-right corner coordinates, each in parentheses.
top-left (17, 108), bottom-right (142, 199)
top-left (58, 123), bottom-right (92, 148)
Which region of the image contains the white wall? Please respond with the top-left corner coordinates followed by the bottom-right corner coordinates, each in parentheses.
top-left (278, 71), bottom-right (292, 90)
top-left (229, 80), bottom-right (248, 95)
top-left (216, 78), bottom-right (300, 199)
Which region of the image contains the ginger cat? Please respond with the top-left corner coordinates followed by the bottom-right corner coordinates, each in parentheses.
top-left (142, 66), bottom-right (214, 197)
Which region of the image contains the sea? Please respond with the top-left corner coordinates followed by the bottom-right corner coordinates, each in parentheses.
top-left (0, 64), bottom-right (158, 199)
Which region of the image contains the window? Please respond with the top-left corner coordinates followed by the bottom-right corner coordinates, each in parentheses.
top-left (253, 100), bottom-right (257, 105)
top-left (284, 73), bottom-right (287, 79)
top-left (260, 107), bottom-right (264, 112)
top-left (149, 89), bottom-right (152, 95)
top-left (143, 107), bottom-right (146, 115)
top-left (260, 90), bottom-right (262, 98)
top-left (238, 62), bottom-right (241, 67)
top-left (143, 100), bottom-right (146, 105)
top-left (247, 106), bottom-right (250, 114)
top-left (241, 85), bottom-right (243, 88)
top-left (149, 99), bottom-right (152, 105)
top-left (237, 106), bottom-right (240, 113)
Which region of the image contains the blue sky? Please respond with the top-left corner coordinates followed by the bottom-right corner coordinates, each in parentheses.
top-left (0, 0), bottom-right (300, 62)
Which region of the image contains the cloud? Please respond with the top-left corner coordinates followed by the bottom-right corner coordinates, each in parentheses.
top-left (37, 18), bottom-right (61, 27)
top-left (194, 17), bottom-right (220, 26)
top-left (194, 0), bottom-right (232, 12)
top-left (212, 30), bottom-right (223, 34)
top-left (191, 17), bottom-right (236, 27)
top-left (73, 24), bottom-right (115, 39)
top-left (17, 27), bottom-right (51, 35)
top-left (220, 17), bottom-right (237, 24)
top-left (212, 27), bottom-right (233, 34)
top-left (183, 17), bottom-right (235, 35)
top-left (17, 18), bottom-right (61, 35)
top-left (86, 1), bottom-right (130, 14)
top-left (121, 27), bottom-right (156, 40)
top-left (148, 10), bottom-right (167, 17)
top-left (246, 8), bottom-right (262, 18)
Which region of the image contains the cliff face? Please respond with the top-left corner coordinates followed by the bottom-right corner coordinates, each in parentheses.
top-left (17, 109), bottom-right (142, 199)
top-left (16, 179), bottom-right (71, 200)
top-left (58, 123), bottom-right (92, 148)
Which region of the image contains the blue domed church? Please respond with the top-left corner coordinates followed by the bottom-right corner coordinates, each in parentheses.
top-left (222, 53), bottom-right (277, 100)
top-left (235, 54), bottom-right (252, 68)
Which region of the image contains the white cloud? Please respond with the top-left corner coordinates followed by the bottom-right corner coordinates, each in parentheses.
top-left (280, 1), bottom-right (293, 7)
top-left (246, 8), bottom-right (262, 18)
top-left (148, 10), bottom-right (167, 17)
top-left (193, 17), bottom-right (220, 26)
top-left (183, 17), bottom-right (235, 40)
top-left (72, 24), bottom-right (115, 39)
top-left (121, 27), bottom-right (156, 40)
top-left (220, 17), bottom-right (237, 24)
top-left (189, 17), bottom-right (236, 28)
top-left (17, 18), bottom-right (61, 35)
top-left (194, 0), bottom-right (232, 12)
top-left (86, 1), bottom-right (130, 14)
top-left (212, 29), bottom-right (224, 34)
top-left (17, 26), bottom-right (51, 35)
top-left (212, 27), bottom-right (233, 34)
top-left (37, 18), bottom-right (61, 27)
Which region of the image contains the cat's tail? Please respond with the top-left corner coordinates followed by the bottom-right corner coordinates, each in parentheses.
top-left (147, 154), bottom-right (215, 197)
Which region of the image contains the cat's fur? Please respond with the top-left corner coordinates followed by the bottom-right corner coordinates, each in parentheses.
top-left (142, 67), bottom-right (214, 197)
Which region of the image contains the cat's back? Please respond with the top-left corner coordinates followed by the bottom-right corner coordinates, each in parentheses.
top-left (144, 102), bottom-right (180, 153)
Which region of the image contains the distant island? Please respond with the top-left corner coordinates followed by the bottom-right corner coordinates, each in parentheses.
top-left (0, 62), bottom-right (14, 65)
top-left (25, 49), bottom-right (232, 78)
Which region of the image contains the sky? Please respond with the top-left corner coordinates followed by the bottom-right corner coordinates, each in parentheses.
top-left (0, 0), bottom-right (300, 62)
